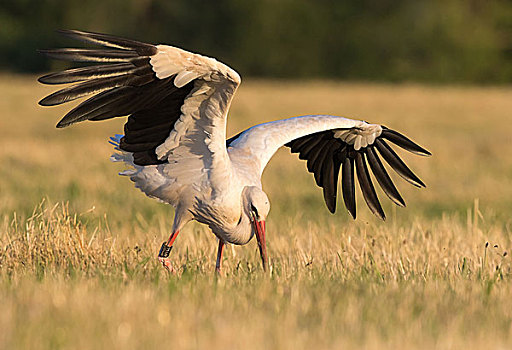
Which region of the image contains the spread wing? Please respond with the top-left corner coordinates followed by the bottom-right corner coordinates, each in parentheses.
top-left (227, 115), bottom-right (430, 220)
top-left (38, 29), bottom-right (241, 181)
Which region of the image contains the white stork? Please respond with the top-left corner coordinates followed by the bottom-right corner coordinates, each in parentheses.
top-left (38, 30), bottom-right (431, 273)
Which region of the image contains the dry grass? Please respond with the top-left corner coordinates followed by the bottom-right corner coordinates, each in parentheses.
top-left (1, 75), bottom-right (512, 349)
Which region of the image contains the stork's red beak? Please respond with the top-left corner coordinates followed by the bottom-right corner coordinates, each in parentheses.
top-left (253, 219), bottom-right (268, 271)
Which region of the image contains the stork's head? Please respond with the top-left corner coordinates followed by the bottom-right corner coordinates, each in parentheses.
top-left (244, 186), bottom-right (270, 270)
top-left (245, 186), bottom-right (270, 221)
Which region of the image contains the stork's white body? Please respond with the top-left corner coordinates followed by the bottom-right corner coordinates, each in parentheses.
top-left (113, 114), bottom-right (374, 245)
top-left (39, 30), bottom-right (430, 271)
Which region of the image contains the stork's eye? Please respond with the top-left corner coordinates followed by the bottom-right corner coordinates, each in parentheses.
top-left (250, 204), bottom-right (259, 217)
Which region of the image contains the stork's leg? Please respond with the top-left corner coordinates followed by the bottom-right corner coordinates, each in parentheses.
top-left (215, 239), bottom-right (226, 274)
top-left (158, 230), bottom-right (180, 272)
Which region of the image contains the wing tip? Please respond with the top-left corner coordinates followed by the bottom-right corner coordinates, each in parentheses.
top-left (371, 203), bottom-right (386, 221)
top-left (56, 28), bottom-right (98, 40)
top-left (56, 28), bottom-right (78, 35)
top-left (37, 49), bottom-right (52, 58)
top-left (38, 96), bottom-right (56, 106)
top-left (396, 198), bottom-right (406, 207)
top-left (381, 128), bottom-right (432, 157)
top-left (37, 74), bottom-right (57, 85)
top-left (375, 138), bottom-right (428, 189)
top-left (54, 28), bottom-right (157, 56)
top-left (56, 119), bottom-right (71, 128)
top-left (412, 178), bottom-right (427, 188)
top-left (411, 147), bottom-right (432, 157)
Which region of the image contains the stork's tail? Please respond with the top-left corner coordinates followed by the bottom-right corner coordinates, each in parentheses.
top-left (109, 134), bottom-right (138, 176)
top-left (109, 134), bottom-right (172, 203)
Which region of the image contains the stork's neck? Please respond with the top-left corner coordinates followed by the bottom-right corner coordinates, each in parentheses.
top-left (209, 186), bottom-right (260, 245)
top-left (215, 212), bottom-right (253, 245)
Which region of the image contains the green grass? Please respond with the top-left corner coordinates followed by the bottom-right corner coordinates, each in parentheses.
top-left (0, 75), bottom-right (511, 349)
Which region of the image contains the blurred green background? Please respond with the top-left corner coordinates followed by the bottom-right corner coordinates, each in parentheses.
top-left (1, 0), bottom-right (511, 83)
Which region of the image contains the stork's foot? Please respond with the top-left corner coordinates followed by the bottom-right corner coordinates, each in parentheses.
top-left (158, 257), bottom-right (175, 273)
top-left (158, 242), bottom-right (175, 273)
top-left (215, 265), bottom-right (224, 276)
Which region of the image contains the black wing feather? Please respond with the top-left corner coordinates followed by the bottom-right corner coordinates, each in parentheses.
top-left (311, 142), bottom-right (334, 186)
top-left (38, 63), bottom-right (144, 85)
top-left (288, 135), bottom-right (315, 152)
top-left (298, 137), bottom-right (325, 160)
top-left (40, 73), bottom-right (154, 107)
top-left (381, 128), bottom-right (432, 156)
top-left (375, 139), bottom-right (426, 188)
top-left (341, 155), bottom-right (356, 219)
top-left (57, 29), bottom-right (157, 55)
top-left (307, 134), bottom-right (332, 174)
top-left (366, 147), bottom-right (405, 207)
top-left (286, 127), bottom-right (429, 220)
top-left (355, 152), bottom-right (386, 220)
top-left (56, 87), bottom-right (136, 126)
top-left (38, 48), bottom-right (139, 63)
top-left (321, 140), bottom-right (342, 213)
top-left (38, 30), bottom-right (197, 166)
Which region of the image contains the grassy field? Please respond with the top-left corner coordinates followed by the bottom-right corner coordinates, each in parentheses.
top-left (1, 75), bottom-right (511, 350)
